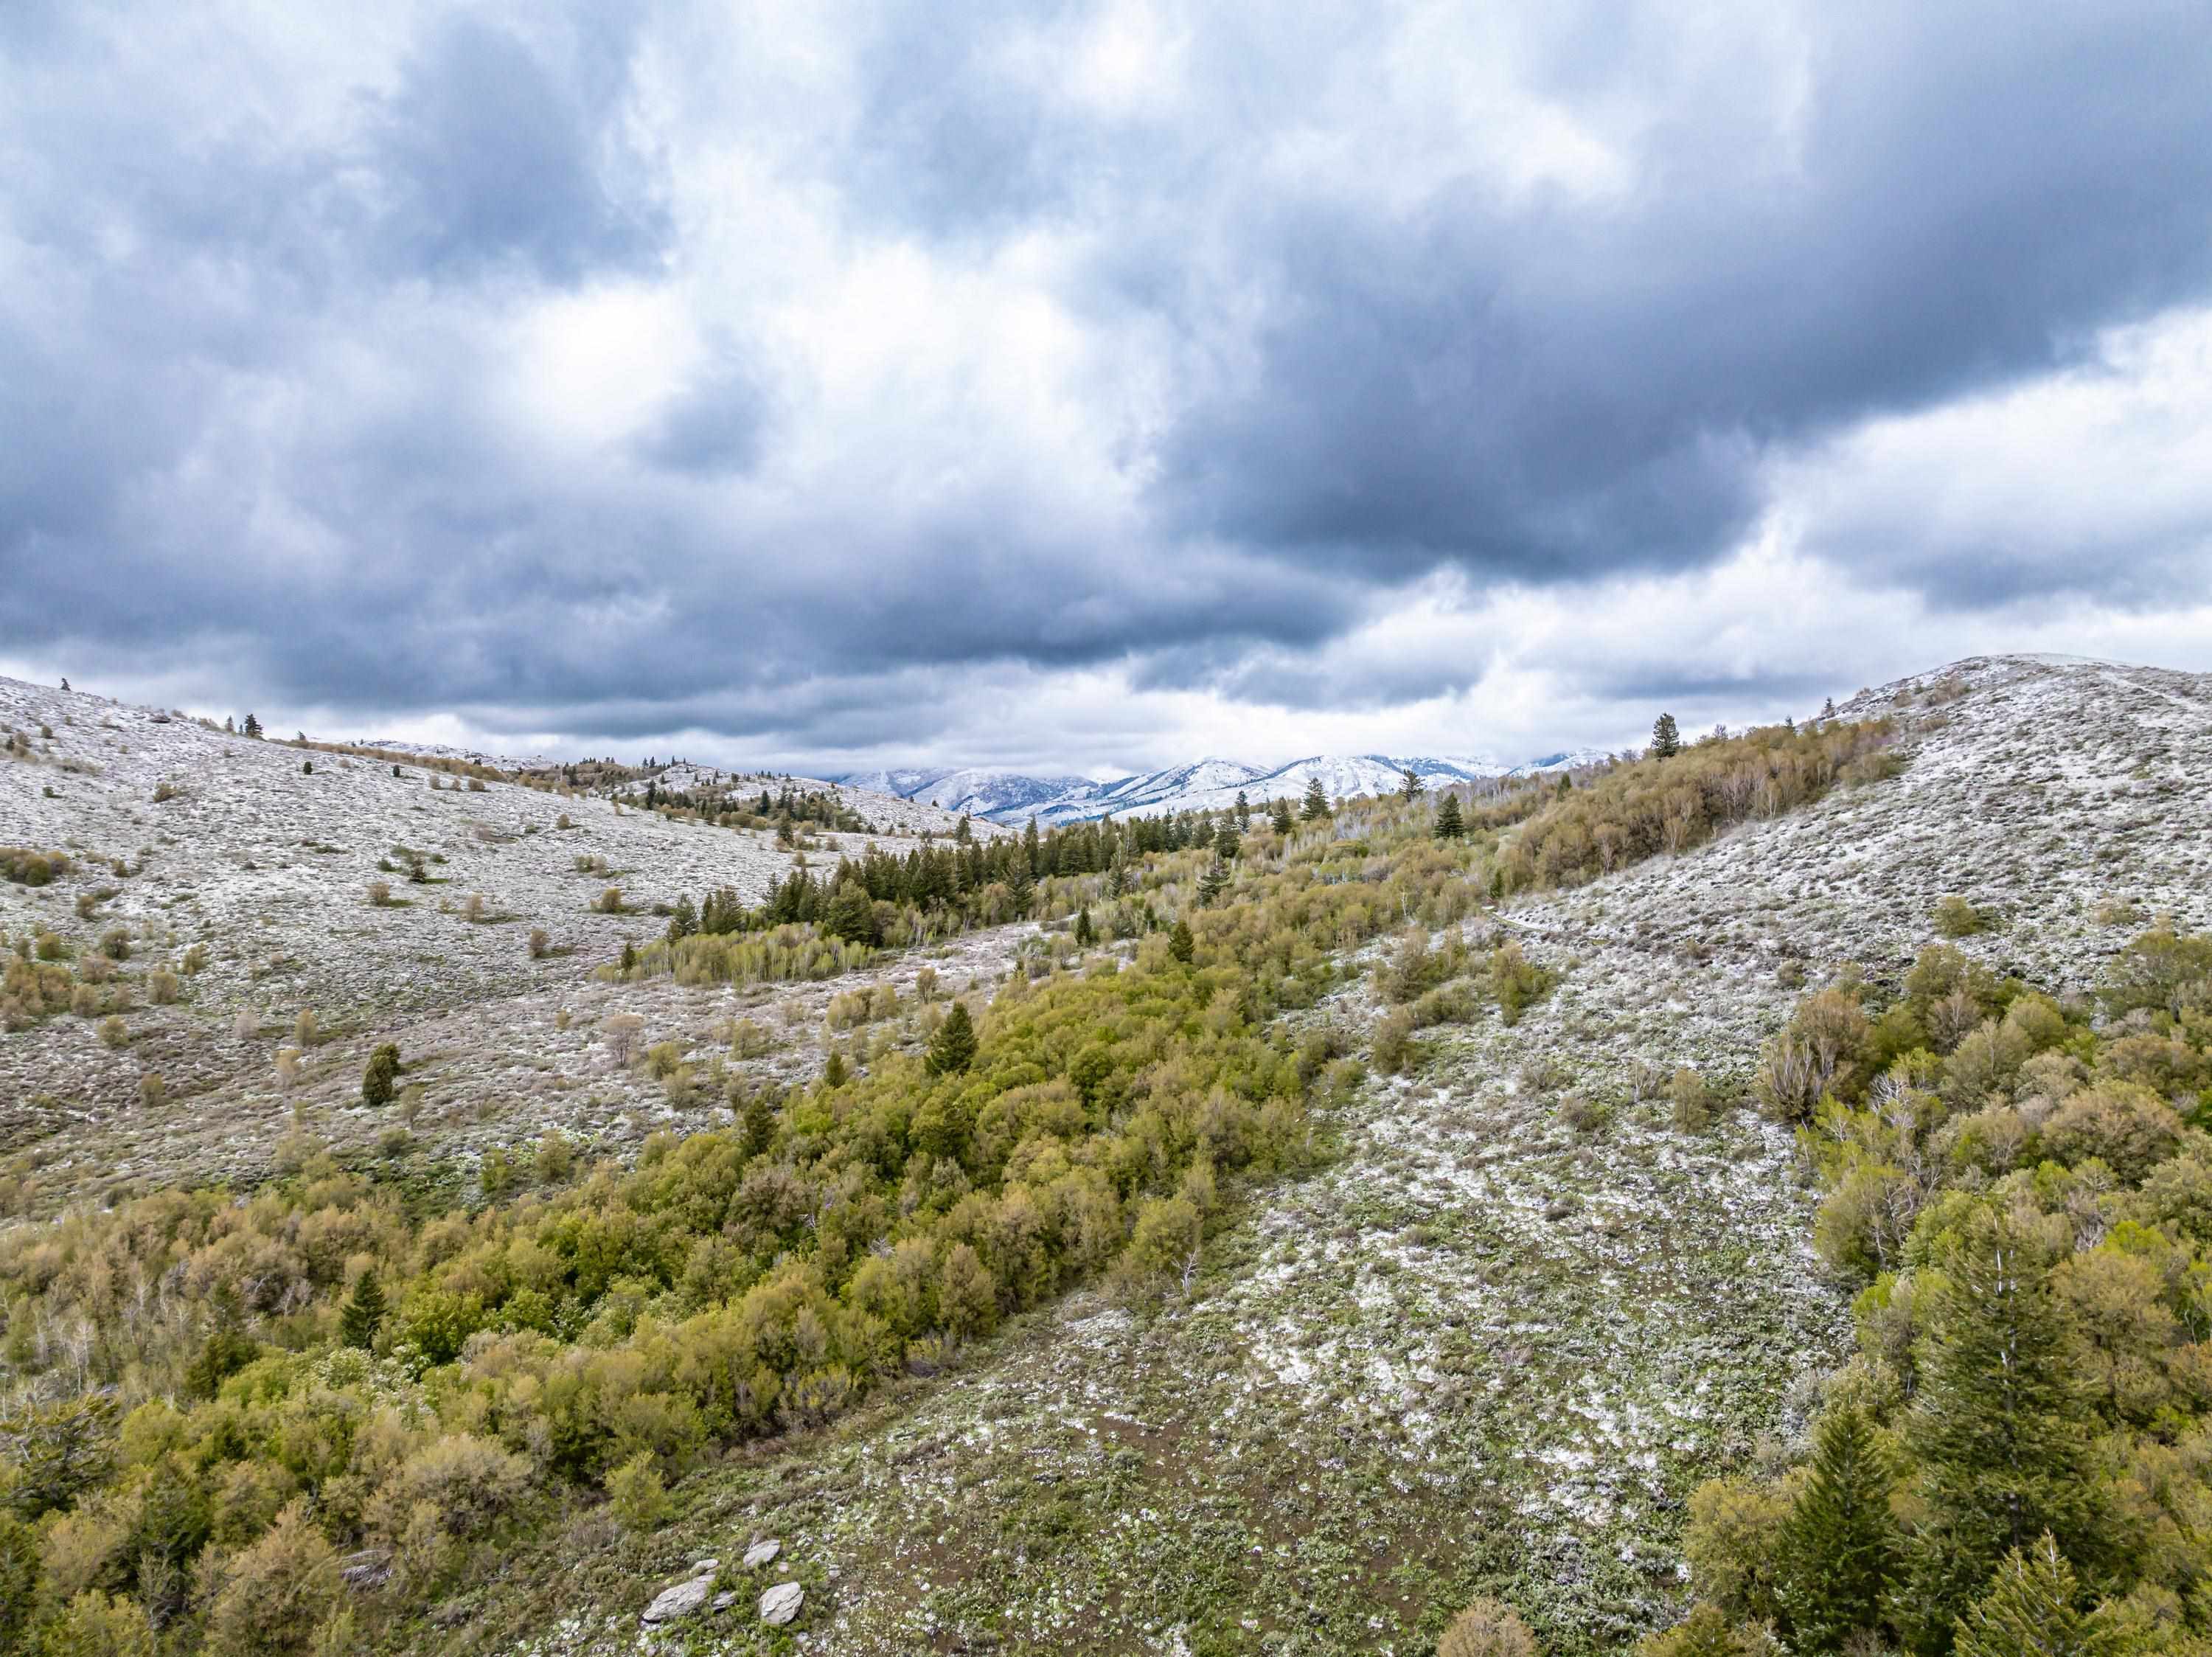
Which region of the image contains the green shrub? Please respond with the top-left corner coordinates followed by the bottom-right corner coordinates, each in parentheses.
top-left (361, 1043), bottom-right (399, 1108)
top-left (605, 1450), bottom-right (671, 1533)
top-left (1934, 894), bottom-right (1991, 937)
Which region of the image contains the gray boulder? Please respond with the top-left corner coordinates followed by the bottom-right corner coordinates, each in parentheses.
top-left (759, 1581), bottom-right (804, 1626)
top-left (641, 1563), bottom-right (720, 1625)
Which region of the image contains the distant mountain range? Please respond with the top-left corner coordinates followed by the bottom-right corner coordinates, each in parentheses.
top-left (841, 748), bottom-right (1622, 825)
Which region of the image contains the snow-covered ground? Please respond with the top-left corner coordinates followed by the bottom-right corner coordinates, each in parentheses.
top-left (0, 675), bottom-right (999, 1189)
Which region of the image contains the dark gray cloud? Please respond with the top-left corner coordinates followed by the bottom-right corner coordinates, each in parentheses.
top-left (368, 15), bottom-right (667, 283)
top-left (4, 0), bottom-right (2212, 768)
top-left (1138, 2), bottom-right (2212, 593)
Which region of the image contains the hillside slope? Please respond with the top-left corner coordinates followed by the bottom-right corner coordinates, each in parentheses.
top-left (420, 655), bottom-right (2212, 1653)
top-left (4, 655), bottom-right (2208, 1655)
top-left (0, 678), bottom-right (1014, 1197)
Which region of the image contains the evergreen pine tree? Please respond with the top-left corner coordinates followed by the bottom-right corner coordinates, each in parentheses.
top-left (1197, 858), bottom-right (1229, 906)
top-left (1107, 844), bottom-right (1129, 897)
top-left (1434, 793), bottom-right (1465, 840)
top-left (1301, 777), bottom-right (1329, 821)
top-left (822, 1051), bottom-right (848, 1088)
top-left (1400, 768), bottom-right (1423, 802)
top-left (1234, 789), bottom-right (1251, 824)
top-left (1822, 696), bottom-right (1838, 720)
top-left (242, 712), bottom-right (262, 739)
top-left (620, 939), bottom-right (639, 973)
top-left (1651, 712), bottom-right (1681, 758)
top-left (1899, 1212), bottom-right (2108, 1647)
top-left (827, 879), bottom-right (877, 944)
top-left (669, 894), bottom-right (698, 940)
top-left (1214, 819), bottom-right (1239, 861)
top-left (1074, 906), bottom-right (1094, 947)
top-left (0, 1512), bottom-right (36, 1657)
top-left (360, 1043), bottom-right (400, 1108)
top-left (740, 1088), bottom-right (776, 1159)
top-left (925, 1001), bottom-right (977, 1076)
top-left (1951, 1535), bottom-right (2121, 1657)
top-left (339, 1272), bottom-right (386, 1350)
top-left (1169, 918), bottom-right (1195, 963)
top-left (1776, 1403), bottom-right (1900, 1653)
top-left (1023, 817), bottom-right (1041, 875)
top-left (1271, 797), bottom-right (1295, 835)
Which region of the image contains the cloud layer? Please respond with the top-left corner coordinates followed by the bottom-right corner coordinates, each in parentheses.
top-left (5, 0), bottom-right (2212, 771)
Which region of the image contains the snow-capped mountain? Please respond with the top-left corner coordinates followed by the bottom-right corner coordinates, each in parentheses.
top-left (1506, 746), bottom-right (1618, 777)
top-left (841, 768), bottom-right (1091, 821)
top-left (844, 751), bottom-right (1540, 825)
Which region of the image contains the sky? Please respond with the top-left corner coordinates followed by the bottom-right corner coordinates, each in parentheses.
top-left (4, 0), bottom-right (2212, 778)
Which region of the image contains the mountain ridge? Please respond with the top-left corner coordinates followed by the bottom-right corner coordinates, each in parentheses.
top-left (840, 749), bottom-right (1565, 824)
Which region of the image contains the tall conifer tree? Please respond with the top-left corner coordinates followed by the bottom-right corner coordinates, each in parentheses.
top-left (1776, 1404), bottom-right (1899, 1653)
top-left (1899, 1212), bottom-right (2107, 1646)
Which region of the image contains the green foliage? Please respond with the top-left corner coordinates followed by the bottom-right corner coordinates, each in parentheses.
top-left (0, 1512), bottom-right (38, 1656)
top-left (1434, 793), bottom-right (1464, 840)
top-left (1634, 1604), bottom-right (1771, 1657)
top-left (1497, 717), bottom-right (1896, 894)
top-left (1169, 919), bottom-right (1195, 964)
top-left (924, 1001), bottom-right (976, 1076)
top-left (1301, 776), bottom-right (1329, 820)
top-left (0, 1396), bottom-right (117, 1521)
top-left (1775, 1403), bottom-right (1899, 1652)
top-left (1951, 1535), bottom-right (2124, 1657)
top-left (1651, 712), bottom-right (1681, 759)
top-left (605, 1450), bottom-right (671, 1532)
top-left (1935, 894), bottom-right (1993, 937)
top-left (338, 1272), bottom-right (386, 1350)
top-left (1899, 1210), bottom-right (2109, 1645)
top-left (1489, 941), bottom-right (1556, 1026)
top-left (360, 1043), bottom-right (399, 1108)
top-left (1684, 925), bottom-right (2212, 1657)
top-left (0, 848), bottom-right (69, 887)
top-left (35, 1591), bottom-right (155, 1657)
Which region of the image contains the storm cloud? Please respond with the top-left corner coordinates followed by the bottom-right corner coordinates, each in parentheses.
top-left (4, 0), bottom-right (2212, 771)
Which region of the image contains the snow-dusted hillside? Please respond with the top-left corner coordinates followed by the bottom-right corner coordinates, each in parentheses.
top-left (604, 762), bottom-right (997, 838)
top-left (0, 674), bottom-right (992, 1158)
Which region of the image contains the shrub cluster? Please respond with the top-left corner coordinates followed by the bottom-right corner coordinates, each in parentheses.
top-left (1496, 718), bottom-right (1898, 894)
top-left (1656, 924), bottom-right (2212, 1654)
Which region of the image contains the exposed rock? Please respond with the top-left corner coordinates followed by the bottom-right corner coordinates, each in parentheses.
top-left (741, 1538), bottom-right (781, 1569)
top-left (759, 1581), bottom-right (804, 1625)
top-left (641, 1571), bottom-right (717, 1625)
